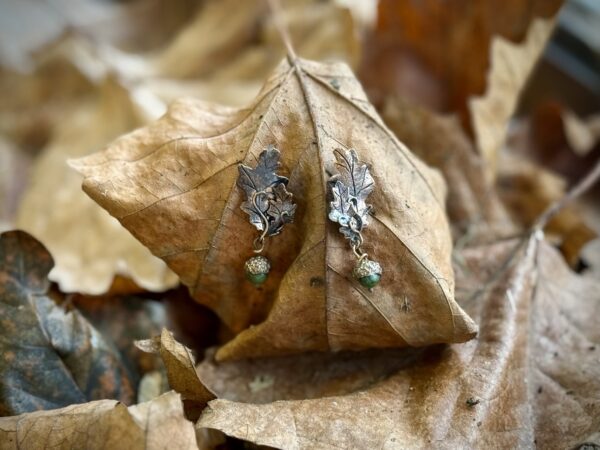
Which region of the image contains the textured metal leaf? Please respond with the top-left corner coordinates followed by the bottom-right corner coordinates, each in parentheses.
top-left (328, 149), bottom-right (374, 246)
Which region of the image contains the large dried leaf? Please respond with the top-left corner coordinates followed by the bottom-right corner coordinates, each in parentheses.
top-left (0, 391), bottom-right (197, 450)
top-left (15, 79), bottom-right (178, 294)
top-left (198, 237), bottom-right (600, 449)
top-left (0, 230), bottom-right (134, 416)
top-left (72, 57), bottom-right (477, 360)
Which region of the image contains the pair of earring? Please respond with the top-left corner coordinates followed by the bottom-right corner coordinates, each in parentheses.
top-left (237, 145), bottom-right (382, 289)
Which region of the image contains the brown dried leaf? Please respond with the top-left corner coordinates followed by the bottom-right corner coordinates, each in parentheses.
top-left (0, 391), bottom-right (197, 450)
top-left (72, 57), bottom-right (477, 360)
top-left (198, 237), bottom-right (600, 449)
top-left (136, 329), bottom-right (216, 410)
top-left (0, 230), bottom-right (134, 416)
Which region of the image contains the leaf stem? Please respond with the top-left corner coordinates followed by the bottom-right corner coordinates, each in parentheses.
top-left (532, 158), bottom-right (600, 232)
top-left (266, 0), bottom-right (298, 63)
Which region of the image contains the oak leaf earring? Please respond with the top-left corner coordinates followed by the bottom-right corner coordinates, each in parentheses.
top-left (328, 148), bottom-right (382, 289)
top-left (237, 145), bottom-right (296, 285)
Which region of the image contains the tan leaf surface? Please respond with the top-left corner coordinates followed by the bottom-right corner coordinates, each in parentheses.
top-left (469, 18), bottom-right (555, 179)
top-left (198, 237), bottom-right (600, 449)
top-left (0, 391), bottom-right (197, 450)
top-left (136, 328), bottom-right (216, 410)
top-left (15, 79), bottom-right (178, 294)
top-left (73, 57), bottom-right (477, 360)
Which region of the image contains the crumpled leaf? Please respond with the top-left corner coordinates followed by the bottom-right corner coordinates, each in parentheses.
top-left (135, 328), bottom-right (216, 413)
top-left (0, 391), bottom-right (197, 450)
top-left (72, 57), bottom-right (477, 360)
top-left (15, 79), bottom-right (178, 294)
top-left (0, 230), bottom-right (134, 416)
top-left (381, 97), bottom-right (515, 240)
top-left (197, 236), bottom-right (600, 449)
top-left (469, 17), bottom-right (556, 179)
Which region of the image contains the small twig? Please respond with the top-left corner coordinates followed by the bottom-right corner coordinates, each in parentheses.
top-left (265, 0), bottom-right (297, 63)
top-left (532, 159), bottom-right (600, 232)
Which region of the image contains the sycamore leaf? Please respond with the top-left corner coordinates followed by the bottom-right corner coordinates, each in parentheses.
top-left (0, 230), bottom-right (134, 416)
top-left (72, 57), bottom-right (477, 360)
top-left (197, 237), bottom-right (600, 449)
top-left (0, 391), bottom-right (197, 450)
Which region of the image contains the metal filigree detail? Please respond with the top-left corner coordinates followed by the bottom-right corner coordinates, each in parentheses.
top-left (237, 145), bottom-right (296, 252)
top-left (328, 148), bottom-right (374, 250)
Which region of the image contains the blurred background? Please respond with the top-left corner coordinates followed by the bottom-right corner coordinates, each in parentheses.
top-left (0, 0), bottom-right (598, 296)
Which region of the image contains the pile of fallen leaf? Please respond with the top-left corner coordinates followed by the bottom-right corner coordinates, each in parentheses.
top-left (1, 0), bottom-right (600, 448)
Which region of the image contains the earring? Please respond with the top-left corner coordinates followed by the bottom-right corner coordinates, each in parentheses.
top-left (328, 148), bottom-right (382, 289)
top-left (237, 145), bottom-right (296, 285)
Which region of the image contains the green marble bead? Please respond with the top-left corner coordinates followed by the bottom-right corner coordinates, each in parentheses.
top-left (244, 255), bottom-right (270, 285)
top-left (353, 257), bottom-right (382, 289)
top-left (246, 272), bottom-right (268, 285)
top-left (359, 273), bottom-right (381, 288)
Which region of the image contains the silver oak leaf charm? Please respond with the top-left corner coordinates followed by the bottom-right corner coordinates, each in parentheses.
top-left (328, 148), bottom-right (374, 248)
top-left (237, 145), bottom-right (296, 239)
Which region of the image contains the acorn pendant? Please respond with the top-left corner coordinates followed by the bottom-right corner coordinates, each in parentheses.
top-left (245, 255), bottom-right (271, 285)
top-left (328, 148), bottom-right (382, 290)
top-left (237, 145), bottom-right (296, 286)
top-left (353, 257), bottom-right (382, 289)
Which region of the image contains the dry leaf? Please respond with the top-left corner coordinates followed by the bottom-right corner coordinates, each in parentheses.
top-left (15, 79), bottom-right (178, 294)
top-left (497, 152), bottom-right (597, 266)
top-left (198, 236), bottom-right (600, 449)
top-left (72, 57), bottom-right (477, 360)
top-left (381, 97), bottom-right (515, 239)
top-left (0, 391), bottom-right (197, 450)
top-left (0, 230), bottom-right (134, 416)
top-left (136, 328), bottom-right (216, 412)
top-left (469, 18), bottom-right (555, 179)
